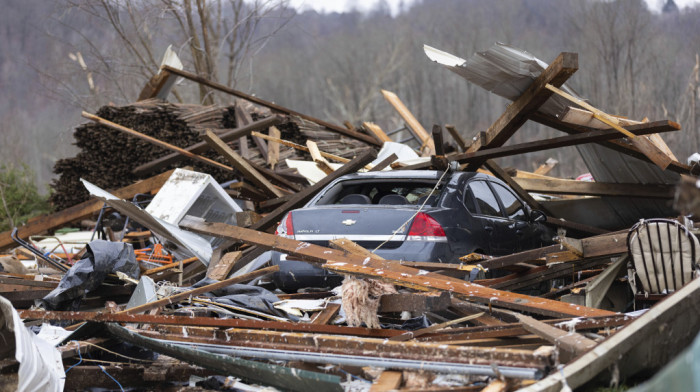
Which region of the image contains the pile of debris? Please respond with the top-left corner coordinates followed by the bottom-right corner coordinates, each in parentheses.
top-left (1, 43), bottom-right (700, 392)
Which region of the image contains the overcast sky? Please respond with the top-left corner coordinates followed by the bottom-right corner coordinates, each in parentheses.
top-left (290, 0), bottom-right (700, 14)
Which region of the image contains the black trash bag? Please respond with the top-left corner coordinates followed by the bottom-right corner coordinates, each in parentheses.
top-left (40, 240), bottom-right (140, 310)
top-left (188, 278), bottom-right (296, 320)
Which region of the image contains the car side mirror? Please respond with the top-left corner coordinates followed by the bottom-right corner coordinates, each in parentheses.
top-left (530, 210), bottom-right (547, 223)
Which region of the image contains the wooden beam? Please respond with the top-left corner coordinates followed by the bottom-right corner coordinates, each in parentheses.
top-left (236, 103), bottom-right (268, 157)
top-left (513, 177), bottom-right (675, 199)
top-left (398, 120), bottom-right (681, 171)
top-left (161, 65), bottom-right (381, 146)
top-left (517, 314), bottom-right (596, 358)
top-left (432, 124), bottom-right (445, 156)
top-left (363, 122), bottom-right (392, 143)
top-left (528, 112), bottom-right (691, 175)
top-left (0, 169), bottom-right (175, 250)
top-left (249, 149), bottom-right (377, 232)
top-left (379, 292), bottom-right (450, 313)
top-left (368, 153), bottom-right (398, 172)
top-left (381, 89), bottom-right (435, 156)
top-left (206, 251), bottom-right (242, 280)
top-left (545, 83), bottom-right (673, 169)
top-left (445, 124), bottom-right (468, 152)
top-left (181, 217), bottom-right (615, 318)
top-left (483, 159), bottom-right (550, 214)
top-left (251, 131), bottom-right (351, 163)
top-left (311, 303), bottom-right (341, 325)
top-left (463, 52), bottom-right (578, 170)
top-left (202, 130), bottom-right (283, 197)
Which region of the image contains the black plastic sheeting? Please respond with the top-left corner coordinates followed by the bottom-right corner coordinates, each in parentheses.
top-left (188, 278), bottom-right (295, 320)
top-left (40, 240), bottom-right (140, 310)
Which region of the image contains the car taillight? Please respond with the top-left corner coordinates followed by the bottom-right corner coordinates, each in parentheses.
top-left (407, 212), bottom-right (446, 240)
top-left (275, 212), bottom-right (295, 238)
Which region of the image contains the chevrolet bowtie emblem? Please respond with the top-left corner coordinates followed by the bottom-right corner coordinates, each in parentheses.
top-left (342, 219), bottom-right (356, 226)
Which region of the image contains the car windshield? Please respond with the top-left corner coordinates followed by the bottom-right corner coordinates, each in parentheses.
top-left (313, 178), bottom-right (442, 206)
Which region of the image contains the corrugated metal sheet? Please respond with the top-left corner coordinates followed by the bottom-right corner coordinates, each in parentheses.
top-left (425, 43), bottom-right (679, 230)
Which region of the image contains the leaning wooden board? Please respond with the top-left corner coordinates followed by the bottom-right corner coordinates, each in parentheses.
top-left (181, 217), bottom-right (615, 318)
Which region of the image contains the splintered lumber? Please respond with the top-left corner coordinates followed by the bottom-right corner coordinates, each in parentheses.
top-left (534, 158), bottom-right (558, 175)
top-left (390, 313), bottom-right (485, 342)
top-left (363, 122), bottom-right (392, 143)
top-left (161, 65), bottom-right (380, 146)
top-left (236, 103), bottom-right (268, 158)
top-left (307, 140), bottom-right (335, 174)
top-left (0, 169), bottom-right (175, 250)
top-left (249, 149), bottom-right (377, 232)
top-left (82, 111), bottom-right (232, 172)
top-left (513, 177), bottom-right (675, 199)
top-left (267, 126), bottom-right (281, 168)
top-left (529, 112), bottom-right (691, 175)
top-left (181, 217), bottom-right (615, 318)
top-left (243, 157), bottom-right (303, 192)
top-left (133, 115), bottom-right (282, 175)
top-left (521, 276), bottom-right (700, 392)
top-left (381, 89), bottom-right (436, 156)
top-left (203, 130), bottom-right (283, 197)
top-left (445, 124), bottom-right (468, 152)
top-left (463, 52), bottom-right (578, 171)
top-left (545, 83), bottom-right (673, 169)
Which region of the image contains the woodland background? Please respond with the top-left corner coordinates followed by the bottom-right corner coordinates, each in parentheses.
top-left (1, 0), bottom-right (699, 192)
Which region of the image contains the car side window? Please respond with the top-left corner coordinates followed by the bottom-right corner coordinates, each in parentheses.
top-left (467, 181), bottom-right (503, 217)
top-left (491, 183), bottom-right (527, 221)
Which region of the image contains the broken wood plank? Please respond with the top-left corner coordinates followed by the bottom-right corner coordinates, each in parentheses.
top-left (381, 89), bottom-right (435, 156)
top-left (0, 169), bottom-right (175, 250)
top-left (267, 126), bottom-right (281, 169)
top-left (363, 122), bottom-right (392, 143)
top-left (202, 130), bottom-right (283, 197)
top-left (161, 65), bottom-right (381, 146)
top-left (206, 251), bottom-right (242, 280)
top-left (181, 217), bottom-right (615, 318)
top-left (249, 148), bottom-right (377, 232)
top-left (251, 131), bottom-right (351, 163)
top-left (368, 153), bottom-right (398, 172)
top-left (133, 115), bottom-right (282, 176)
top-left (513, 177), bottom-right (675, 199)
top-left (236, 103), bottom-right (268, 157)
top-left (370, 371), bottom-right (403, 392)
top-left (390, 312), bottom-right (485, 341)
top-left (379, 291), bottom-right (450, 313)
top-left (534, 158), bottom-right (558, 175)
top-left (307, 140), bottom-right (336, 174)
top-left (234, 211), bottom-right (262, 228)
top-left (227, 182), bottom-right (268, 202)
top-left (517, 314), bottom-right (596, 359)
top-left (432, 124), bottom-right (445, 156)
top-left (463, 52), bottom-right (578, 170)
top-left (311, 303), bottom-right (341, 325)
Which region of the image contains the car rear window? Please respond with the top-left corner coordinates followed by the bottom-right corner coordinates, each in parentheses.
top-left (314, 179), bottom-right (442, 206)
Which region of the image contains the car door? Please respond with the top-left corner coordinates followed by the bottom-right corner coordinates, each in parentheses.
top-left (488, 181), bottom-right (532, 252)
top-left (463, 180), bottom-right (515, 255)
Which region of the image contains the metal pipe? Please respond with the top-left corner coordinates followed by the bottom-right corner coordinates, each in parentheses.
top-left (159, 340), bottom-right (542, 379)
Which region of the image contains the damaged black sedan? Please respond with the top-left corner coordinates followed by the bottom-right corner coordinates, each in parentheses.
top-left (272, 170), bottom-right (554, 291)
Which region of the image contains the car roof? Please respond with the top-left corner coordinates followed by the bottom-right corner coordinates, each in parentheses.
top-left (335, 170), bottom-right (481, 181)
